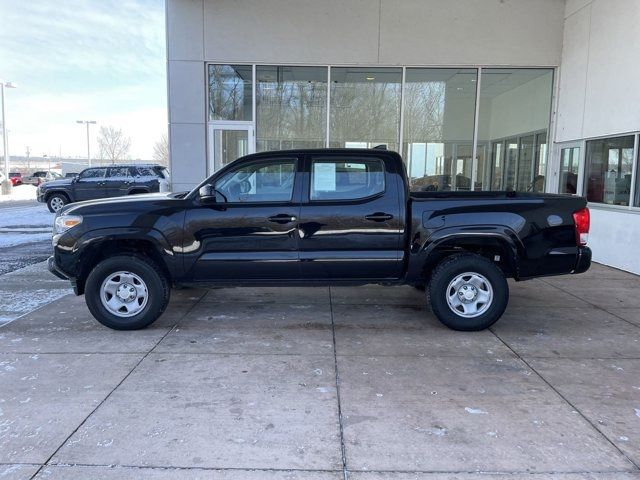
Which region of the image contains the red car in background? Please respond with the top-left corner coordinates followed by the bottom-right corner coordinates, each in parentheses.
top-left (9, 172), bottom-right (22, 186)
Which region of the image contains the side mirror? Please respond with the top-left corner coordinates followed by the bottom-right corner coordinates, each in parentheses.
top-left (199, 184), bottom-right (217, 203)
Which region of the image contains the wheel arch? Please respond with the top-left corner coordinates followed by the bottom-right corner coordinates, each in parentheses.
top-left (74, 230), bottom-right (175, 295)
top-left (45, 190), bottom-right (71, 202)
top-left (417, 231), bottom-right (521, 283)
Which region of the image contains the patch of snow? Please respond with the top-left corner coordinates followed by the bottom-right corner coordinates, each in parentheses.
top-left (0, 184), bottom-right (37, 202)
top-left (465, 407), bottom-right (488, 415)
top-left (0, 232), bottom-right (51, 248)
top-left (0, 204), bottom-right (53, 228)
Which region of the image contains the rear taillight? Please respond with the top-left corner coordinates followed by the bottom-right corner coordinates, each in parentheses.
top-left (573, 207), bottom-right (590, 246)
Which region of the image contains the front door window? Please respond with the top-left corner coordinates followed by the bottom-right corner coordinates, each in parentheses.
top-left (214, 159), bottom-right (296, 203)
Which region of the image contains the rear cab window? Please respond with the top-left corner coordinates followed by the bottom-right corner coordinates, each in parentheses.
top-left (310, 156), bottom-right (385, 201)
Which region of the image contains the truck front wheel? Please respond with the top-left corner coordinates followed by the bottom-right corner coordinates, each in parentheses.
top-left (427, 253), bottom-right (508, 331)
top-left (47, 193), bottom-right (69, 213)
top-left (84, 254), bottom-right (170, 330)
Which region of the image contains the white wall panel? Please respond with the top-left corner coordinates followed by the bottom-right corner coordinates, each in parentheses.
top-left (167, 0), bottom-right (204, 61)
top-left (379, 0), bottom-right (564, 66)
top-left (555, 4), bottom-right (590, 143)
top-left (168, 61), bottom-right (205, 125)
top-left (203, 0), bottom-right (380, 64)
top-left (169, 123), bottom-right (207, 189)
top-left (581, 0), bottom-right (640, 139)
top-left (588, 207), bottom-right (640, 274)
top-left (196, 0), bottom-right (564, 67)
top-left (564, 0), bottom-right (592, 17)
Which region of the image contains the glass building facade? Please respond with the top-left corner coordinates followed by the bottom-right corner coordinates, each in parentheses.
top-left (207, 65), bottom-right (554, 192)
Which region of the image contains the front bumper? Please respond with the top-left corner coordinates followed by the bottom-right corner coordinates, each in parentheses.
top-left (48, 255), bottom-right (69, 280)
top-left (573, 246), bottom-right (592, 274)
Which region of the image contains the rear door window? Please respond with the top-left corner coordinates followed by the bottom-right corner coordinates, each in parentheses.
top-left (310, 157), bottom-right (385, 201)
top-left (107, 167), bottom-right (131, 178)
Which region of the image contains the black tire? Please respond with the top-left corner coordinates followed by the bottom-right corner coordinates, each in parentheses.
top-left (427, 253), bottom-right (508, 331)
top-left (47, 193), bottom-right (69, 213)
top-left (84, 254), bottom-right (170, 330)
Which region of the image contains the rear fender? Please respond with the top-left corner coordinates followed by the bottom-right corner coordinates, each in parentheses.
top-left (408, 226), bottom-right (524, 281)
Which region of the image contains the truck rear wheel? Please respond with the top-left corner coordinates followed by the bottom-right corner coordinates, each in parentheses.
top-left (84, 254), bottom-right (170, 330)
top-left (427, 253), bottom-right (508, 331)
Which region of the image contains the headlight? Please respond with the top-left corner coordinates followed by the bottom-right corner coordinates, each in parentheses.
top-left (54, 215), bottom-right (82, 234)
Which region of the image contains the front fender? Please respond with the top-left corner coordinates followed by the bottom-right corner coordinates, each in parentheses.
top-left (54, 226), bottom-right (181, 288)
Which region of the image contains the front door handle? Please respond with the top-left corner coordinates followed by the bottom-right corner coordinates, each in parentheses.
top-left (268, 214), bottom-right (297, 224)
top-left (365, 212), bottom-right (393, 222)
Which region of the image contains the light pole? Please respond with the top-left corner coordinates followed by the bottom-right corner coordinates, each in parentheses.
top-left (1, 81), bottom-right (17, 194)
top-left (76, 120), bottom-right (96, 166)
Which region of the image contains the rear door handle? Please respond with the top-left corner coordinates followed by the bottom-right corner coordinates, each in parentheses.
top-left (268, 214), bottom-right (297, 224)
top-left (365, 212), bottom-right (393, 222)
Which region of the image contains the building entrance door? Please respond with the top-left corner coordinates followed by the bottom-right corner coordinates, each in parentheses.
top-left (208, 122), bottom-right (255, 174)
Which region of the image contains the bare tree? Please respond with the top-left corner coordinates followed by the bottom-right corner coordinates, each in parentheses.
top-left (153, 133), bottom-right (169, 166)
top-left (97, 126), bottom-right (131, 164)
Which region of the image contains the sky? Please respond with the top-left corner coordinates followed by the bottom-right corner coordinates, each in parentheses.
top-left (0, 0), bottom-right (167, 160)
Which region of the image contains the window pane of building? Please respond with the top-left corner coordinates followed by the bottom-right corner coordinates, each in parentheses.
top-left (475, 143), bottom-right (487, 191)
top-left (533, 132), bottom-right (547, 192)
top-left (329, 67), bottom-right (401, 152)
top-left (403, 68), bottom-right (478, 191)
top-left (585, 135), bottom-right (634, 206)
top-left (208, 65), bottom-right (253, 121)
top-left (559, 146), bottom-right (580, 194)
top-left (490, 141), bottom-right (504, 189)
top-left (518, 135), bottom-right (535, 191)
top-left (504, 138), bottom-right (518, 190)
top-left (477, 68), bottom-right (553, 191)
top-left (256, 66), bottom-right (327, 152)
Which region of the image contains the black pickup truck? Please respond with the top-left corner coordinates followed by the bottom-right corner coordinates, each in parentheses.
top-left (48, 148), bottom-right (591, 331)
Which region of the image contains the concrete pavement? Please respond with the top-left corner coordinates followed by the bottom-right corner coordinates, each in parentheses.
top-left (0, 263), bottom-right (639, 479)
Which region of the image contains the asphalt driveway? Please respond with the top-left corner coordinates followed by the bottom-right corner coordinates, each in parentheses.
top-left (0, 263), bottom-right (639, 479)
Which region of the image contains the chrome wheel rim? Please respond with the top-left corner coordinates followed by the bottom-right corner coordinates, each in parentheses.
top-left (100, 271), bottom-right (148, 318)
top-left (50, 197), bottom-right (65, 211)
top-left (446, 272), bottom-right (493, 318)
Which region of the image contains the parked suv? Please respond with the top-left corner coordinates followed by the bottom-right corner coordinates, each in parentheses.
top-left (37, 164), bottom-right (170, 212)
